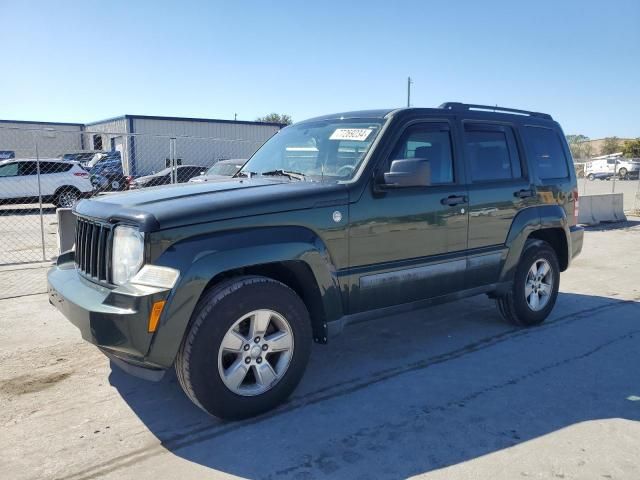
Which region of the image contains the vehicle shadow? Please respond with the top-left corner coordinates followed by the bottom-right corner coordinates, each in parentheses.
top-left (584, 219), bottom-right (640, 231)
top-left (0, 205), bottom-right (56, 216)
top-left (108, 292), bottom-right (640, 479)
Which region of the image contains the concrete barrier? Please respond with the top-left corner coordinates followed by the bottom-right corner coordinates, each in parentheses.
top-left (578, 193), bottom-right (627, 225)
top-left (56, 208), bottom-right (76, 254)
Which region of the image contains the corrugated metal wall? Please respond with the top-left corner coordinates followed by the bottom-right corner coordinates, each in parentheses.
top-left (131, 118), bottom-right (279, 175)
top-left (0, 122), bottom-right (83, 159)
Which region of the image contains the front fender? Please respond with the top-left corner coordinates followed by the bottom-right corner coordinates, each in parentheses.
top-left (498, 205), bottom-right (569, 284)
top-left (145, 226), bottom-right (342, 368)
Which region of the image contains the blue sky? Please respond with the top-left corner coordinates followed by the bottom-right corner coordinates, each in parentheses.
top-left (1, 0), bottom-right (638, 138)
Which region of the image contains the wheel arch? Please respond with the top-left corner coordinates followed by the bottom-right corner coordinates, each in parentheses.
top-left (53, 185), bottom-right (81, 197)
top-left (146, 226), bottom-right (343, 368)
top-left (499, 205), bottom-right (571, 283)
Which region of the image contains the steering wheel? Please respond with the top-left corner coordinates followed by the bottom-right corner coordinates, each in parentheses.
top-left (336, 165), bottom-right (356, 177)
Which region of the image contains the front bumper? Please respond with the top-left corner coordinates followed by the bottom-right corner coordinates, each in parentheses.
top-left (47, 254), bottom-right (170, 380)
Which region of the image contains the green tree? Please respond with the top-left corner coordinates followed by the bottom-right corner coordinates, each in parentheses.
top-left (566, 134), bottom-right (590, 160)
top-left (601, 137), bottom-right (621, 155)
top-left (622, 138), bottom-right (640, 158)
top-left (256, 113), bottom-right (292, 125)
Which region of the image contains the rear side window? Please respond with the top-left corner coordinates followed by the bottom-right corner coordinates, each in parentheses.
top-left (18, 162), bottom-right (39, 176)
top-left (522, 126), bottom-right (569, 179)
top-left (40, 162), bottom-right (73, 174)
top-left (464, 124), bottom-right (522, 182)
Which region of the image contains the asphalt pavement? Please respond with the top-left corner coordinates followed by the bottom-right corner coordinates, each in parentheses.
top-left (1, 220), bottom-right (639, 480)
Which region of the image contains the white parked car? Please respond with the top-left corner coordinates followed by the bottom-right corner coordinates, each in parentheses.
top-left (189, 159), bottom-right (245, 183)
top-left (0, 159), bottom-right (94, 208)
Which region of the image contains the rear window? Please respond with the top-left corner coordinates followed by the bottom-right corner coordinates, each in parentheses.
top-left (522, 126), bottom-right (569, 179)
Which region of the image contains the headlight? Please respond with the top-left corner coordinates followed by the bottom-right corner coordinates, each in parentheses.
top-left (112, 225), bottom-right (145, 285)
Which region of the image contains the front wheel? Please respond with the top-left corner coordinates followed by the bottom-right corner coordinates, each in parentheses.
top-left (176, 276), bottom-right (312, 419)
top-left (496, 240), bottom-right (560, 327)
top-left (587, 173), bottom-right (595, 181)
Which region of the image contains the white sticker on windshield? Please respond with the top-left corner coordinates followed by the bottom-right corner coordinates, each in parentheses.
top-left (329, 128), bottom-right (373, 142)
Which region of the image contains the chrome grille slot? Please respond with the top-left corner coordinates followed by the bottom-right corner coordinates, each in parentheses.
top-left (74, 216), bottom-right (113, 283)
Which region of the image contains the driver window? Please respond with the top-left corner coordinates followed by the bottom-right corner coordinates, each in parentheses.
top-left (0, 162), bottom-right (19, 177)
top-left (388, 123), bottom-right (454, 184)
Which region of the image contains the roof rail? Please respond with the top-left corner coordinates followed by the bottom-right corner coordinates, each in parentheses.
top-left (439, 102), bottom-right (553, 120)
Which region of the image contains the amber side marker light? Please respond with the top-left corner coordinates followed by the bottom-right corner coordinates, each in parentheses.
top-left (148, 300), bottom-right (167, 333)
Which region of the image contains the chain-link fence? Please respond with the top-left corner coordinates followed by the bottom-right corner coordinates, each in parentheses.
top-left (575, 160), bottom-right (640, 214)
top-left (0, 125), bottom-right (264, 269)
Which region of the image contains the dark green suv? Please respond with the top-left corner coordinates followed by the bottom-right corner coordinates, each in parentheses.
top-left (48, 103), bottom-right (583, 419)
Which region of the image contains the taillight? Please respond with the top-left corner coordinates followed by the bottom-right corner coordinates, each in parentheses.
top-left (74, 171), bottom-right (89, 178)
top-left (573, 188), bottom-right (579, 225)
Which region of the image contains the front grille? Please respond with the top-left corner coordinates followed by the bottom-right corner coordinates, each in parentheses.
top-left (75, 216), bottom-right (113, 283)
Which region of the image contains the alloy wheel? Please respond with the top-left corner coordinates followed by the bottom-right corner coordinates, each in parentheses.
top-left (524, 258), bottom-right (553, 311)
top-left (217, 309), bottom-right (294, 396)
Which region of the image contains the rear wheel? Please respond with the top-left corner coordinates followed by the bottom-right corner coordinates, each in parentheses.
top-left (587, 173), bottom-right (595, 181)
top-left (496, 239), bottom-right (560, 326)
top-left (176, 276), bottom-right (312, 419)
top-left (54, 187), bottom-right (80, 208)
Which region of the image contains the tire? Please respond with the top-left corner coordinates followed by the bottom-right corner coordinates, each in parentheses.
top-left (496, 239), bottom-right (560, 327)
top-left (587, 173), bottom-right (595, 181)
top-left (175, 275), bottom-right (312, 420)
top-left (54, 187), bottom-right (80, 208)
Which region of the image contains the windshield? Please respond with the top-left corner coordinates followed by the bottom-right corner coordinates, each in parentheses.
top-left (208, 162), bottom-right (243, 176)
top-left (240, 118), bottom-right (384, 181)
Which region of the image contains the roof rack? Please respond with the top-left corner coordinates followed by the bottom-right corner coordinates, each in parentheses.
top-left (439, 102), bottom-right (553, 120)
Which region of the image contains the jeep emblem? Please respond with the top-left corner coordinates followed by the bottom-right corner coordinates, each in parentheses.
top-left (332, 210), bottom-right (342, 223)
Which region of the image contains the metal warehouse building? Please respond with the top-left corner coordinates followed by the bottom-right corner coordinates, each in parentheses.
top-left (0, 119), bottom-right (85, 159)
top-left (84, 115), bottom-right (283, 176)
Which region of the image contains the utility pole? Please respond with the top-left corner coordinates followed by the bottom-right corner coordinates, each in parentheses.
top-left (407, 76), bottom-right (413, 107)
top-left (234, 113), bottom-right (237, 121)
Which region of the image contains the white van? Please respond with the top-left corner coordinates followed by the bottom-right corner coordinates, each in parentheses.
top-left (585, 154), bottom-right (640, 180)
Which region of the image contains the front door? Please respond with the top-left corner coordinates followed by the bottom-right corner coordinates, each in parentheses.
top-left (348, 120), bottom-right (469, 313)
top-left (461, 121), bottom-right (536, 289)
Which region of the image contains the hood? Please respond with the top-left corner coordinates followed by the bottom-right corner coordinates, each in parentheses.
top-left (132, 174), bottom-right (157, 183)
top-left (189, 174), bottom-right (232, 183)
top-left (75, 178), bottom-right (348, 231)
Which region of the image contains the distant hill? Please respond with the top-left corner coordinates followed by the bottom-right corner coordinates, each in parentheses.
top-left (579, 138), bottom-right (634, 157)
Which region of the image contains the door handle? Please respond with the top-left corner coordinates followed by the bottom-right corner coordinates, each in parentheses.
top-left (441, 195), bottom-right (468, 206)
top-left (514, 189), bottom-right (535, 199)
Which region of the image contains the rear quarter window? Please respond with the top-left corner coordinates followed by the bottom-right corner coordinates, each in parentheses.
top-left (522, 126), bottom-right (569, 179)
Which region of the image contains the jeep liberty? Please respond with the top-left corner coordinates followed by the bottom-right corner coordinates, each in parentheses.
top-left (48, 103), bottom-right (584, 419)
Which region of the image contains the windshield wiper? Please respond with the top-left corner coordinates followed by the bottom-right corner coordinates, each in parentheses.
top-left (260, 169), bottom-right (306, 181)
top-left (235, 170), bottom-right (257, 178)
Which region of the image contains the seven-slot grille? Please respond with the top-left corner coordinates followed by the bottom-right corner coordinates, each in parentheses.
top-left (75, 216), bottom-right (113, 283)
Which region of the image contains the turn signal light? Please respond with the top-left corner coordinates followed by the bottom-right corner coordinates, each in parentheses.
top-left (148, 300), bottom-right (166, 333)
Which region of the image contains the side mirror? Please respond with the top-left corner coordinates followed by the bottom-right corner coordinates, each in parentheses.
top-left (383, 158), bottom-right (431, 188)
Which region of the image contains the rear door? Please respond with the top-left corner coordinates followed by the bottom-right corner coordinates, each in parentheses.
top-left (461, 121), bottom-right (535, 289)
top-left (17, 161), bottom-right (40, 198)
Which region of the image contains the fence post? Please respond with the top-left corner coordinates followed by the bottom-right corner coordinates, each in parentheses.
top-left (169, 137), bottom-right (177, 184)
top-left (32, 131), bottom-right (47, 262)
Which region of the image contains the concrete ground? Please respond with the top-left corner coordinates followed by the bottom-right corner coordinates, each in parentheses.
top-left (0, 204), bottom-right (58, 266)
top-left (1, 220), bottom-right (640, 480)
